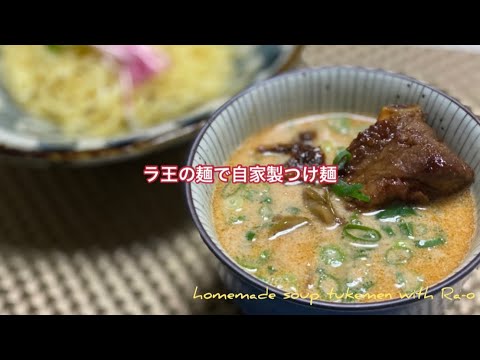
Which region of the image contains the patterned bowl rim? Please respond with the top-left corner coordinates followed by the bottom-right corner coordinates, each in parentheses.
top-left (186, 65), bottom-right (480, 311)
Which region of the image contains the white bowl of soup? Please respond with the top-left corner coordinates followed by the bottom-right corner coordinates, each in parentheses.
top-left (186, 66), bottom-right (480, 314)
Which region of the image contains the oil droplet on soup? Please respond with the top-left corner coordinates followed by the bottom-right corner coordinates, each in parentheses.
top-left (212, 114), bottom-right (476, 303)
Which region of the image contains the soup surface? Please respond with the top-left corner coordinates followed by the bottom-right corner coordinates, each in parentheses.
top-left (212, 114), bottom-right (475, 302)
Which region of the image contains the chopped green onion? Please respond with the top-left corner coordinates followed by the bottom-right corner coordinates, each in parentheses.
top-left (259, 205), bottom-right (273, 222)
top-left (395, 272), bottom-right (405, 288)
top-left (385, 242), bottom-right (413, 265)
top-left (395, 271), bottom-right (424, 292)
top-left (343, 224), bottom-right (382, 242)
top-left (322, 140), bottom-right (334, 153)
top-left (414, 237), bottom-right (445, 248)
top-left (224, 195), bottom-right (244, 210)
top-left (375, 204), bottom-right (417, 220)
top-left (235, 257), bottom-right (258, 270)
top-left (259, 250), bottom-right (270, 262)
top-left (229, 215), bottom-right (246, 224)
top-left (331, 180), bottom-right (371, 202)
top-left (349, 211), bottom-right (362, 225)
top-left (329, 117), bottom-right (351, 135)
top-left (398, 221), bottom-right (414, 238)
top-left (221, 182), bottom-right (242, 198)
top-left (381, 225), bottom-right (395, 236)
top-left (267, 265), bottom-right (277, 274)
top-left (236, 250), bottom-right (271, 271)
top-left (345, 278), bottom-right (375, 300)
top-left (320, 246), bottom-right (345, 268)
top-left (245, 231), bottom-right (256, 241)
top-left (241, 187), bottom-right (257, 201)
top-left (286, 207), bottom-right (300, 215)
top-left (261, 196), bottom-right (272, 204)
top-left (270, 273), bottom-right (298, 291)
top-left (317, 269), bottom-right (342, 297)
top-left (333, 149), bottom-right (352, 171)
top-left (240, 184), bottom-right (270, 202)
top-left (353, 248), bottom-right (372, 259)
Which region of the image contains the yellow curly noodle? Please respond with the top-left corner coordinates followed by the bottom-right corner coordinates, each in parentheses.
top-left (1, 45), bottom-right (234, 137)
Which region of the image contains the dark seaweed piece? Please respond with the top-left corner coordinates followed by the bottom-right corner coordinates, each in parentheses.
top-left (256, 130), bottom-right (324, 169)
top-left (286, 143), bottom-right (324, 168)
top-left (257, 144), bottom-right (293, 154)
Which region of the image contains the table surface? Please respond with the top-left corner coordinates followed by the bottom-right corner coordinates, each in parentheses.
top-left (0, 45), bottom-right (479, 314)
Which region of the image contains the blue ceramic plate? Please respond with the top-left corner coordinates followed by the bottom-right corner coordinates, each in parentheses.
top-left (186, 66), bottom-right (480, 315)
top-left (0, 45), bottom-right (302, 165)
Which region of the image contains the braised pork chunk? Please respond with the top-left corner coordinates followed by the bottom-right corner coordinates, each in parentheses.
top-left (343, 105), bottom-right (474, 209)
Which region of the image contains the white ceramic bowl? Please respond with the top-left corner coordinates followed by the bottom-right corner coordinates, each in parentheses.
top-left (187, 66), bottom-right (480, 314)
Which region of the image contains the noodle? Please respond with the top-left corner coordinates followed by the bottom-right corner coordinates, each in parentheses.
top-left (0, 45), bottom-right (234, 137)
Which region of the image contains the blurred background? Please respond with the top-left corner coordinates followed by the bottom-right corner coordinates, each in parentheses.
top-left (0, 45), bottom-right (478, 314)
